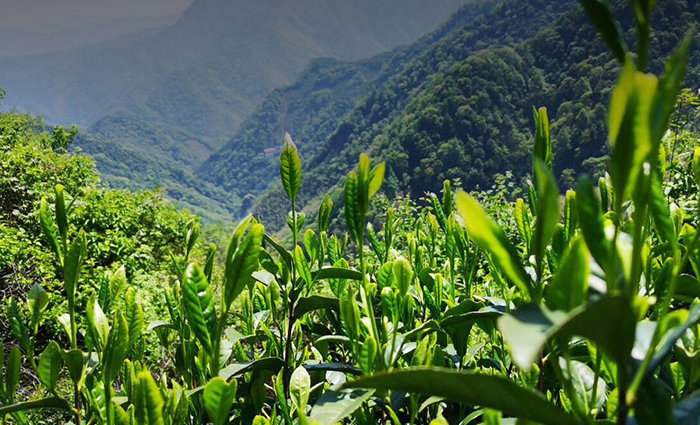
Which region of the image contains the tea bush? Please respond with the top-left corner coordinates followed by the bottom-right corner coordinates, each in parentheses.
top-left (2, 0), bottom-right (700, 424)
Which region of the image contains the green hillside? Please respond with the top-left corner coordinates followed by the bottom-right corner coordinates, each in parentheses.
top-left (4, 0), bottom-right (700, 423)
top-left (207, 0), bottom-right (699, 231)
top-left (197, 0), bottom-right (502, 200)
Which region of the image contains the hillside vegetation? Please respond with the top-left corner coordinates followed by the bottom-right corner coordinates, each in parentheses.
top-left (200, 0), bottom-right (700, 232)
top-left (0, 0), bottom-right (482, 221)
top-left (2, 0), bottom-right (700, 423)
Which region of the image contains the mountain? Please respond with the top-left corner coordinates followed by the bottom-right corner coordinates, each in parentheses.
top-left (0, 14), bottom-right (180, 59)
top-left (0, 0), bottom-right (482, 221)
top-left (197, 0), bottom-right (502, 201)
top-left (0, 0), bottom-right (473, 135)
top-left (199, 0), bottom-right (700, 230)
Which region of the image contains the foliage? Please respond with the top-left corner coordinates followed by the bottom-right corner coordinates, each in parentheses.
top-left (3, 1), bottom-right (700, 425)
top-left (0, 110), bottom-right (195, 342)
top-left (206, 0), bottom-right (700, 233)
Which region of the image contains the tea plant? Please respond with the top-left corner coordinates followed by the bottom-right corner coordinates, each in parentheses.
top-left (2, 0), bottom-right (700, 424)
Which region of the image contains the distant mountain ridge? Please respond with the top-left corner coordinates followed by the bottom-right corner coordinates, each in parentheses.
top-left (0, 0), bottom-right (476, 221)
top-left (198, 0), bottom-right (700, 230)
top-left (0, 0), bottom-right (472, 135)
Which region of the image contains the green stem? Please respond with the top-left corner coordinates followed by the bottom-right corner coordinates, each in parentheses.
top-left (590, 348), bottom-right (603, 419)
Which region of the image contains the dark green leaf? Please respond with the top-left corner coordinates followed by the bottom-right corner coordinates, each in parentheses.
top-left (218, 357), bottom-right (285, 380)
top-left (0, 397), bottom-right (71, 415)
top-left (314, 267), bottom-right (362, 282)
top-left (343, 368), bottom-right (581, 425)
top-left (578, 0), bottom-right (628, 63)
top-left (294, 296), bottom-right (339, 318)
top-left (38, 341), bottom-right (62, 392)
top-left (61, 349), bottom-right (85, 385)
top-left (102, 311), bottom-right (129, 384)
top-left (498, 296), bottom-right (635, 369)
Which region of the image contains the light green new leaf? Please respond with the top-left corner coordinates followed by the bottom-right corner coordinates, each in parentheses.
top-left (135, 371), bottom-right (165, 425)
top-left (649, 175), bottom-right (676, 247)
top-left (564, 190), bottom-right (578, 241)
top-left (368, 162), bottom-right (386, 199)
top-left (39, 198), bottom-right (62, 264)
top-left (455, 191), bottom-right (533, 298)
top-left (54, 185), bottom-right (68, 246)
top-left (7, 299), bottom-right (28, 350)
top-left (308, 390), bottom-right (375, 425)
top-left (224, 224), bottom-right (264, 309)
top-left (204, 377), bottom-right (237, 425)
top-left (576, 177), bottom-right (611, 274)
top-left (294, 246), bottom-right (313, 289)
top-left (514, 199), bottom-right (532, 254)
top-left (291, 366), bottom-right (311, 414)
top-left (357, 154), bottom-right (372, 214)
top-left (281, 133), bottom-right (302, 203)
top-left (252, 415), bottom-right (271, 425)
top-left (319, 195), bottom-right (333, 232)
top-left (651, 33), bottom-right (691, 147)
top-left (125, 288), bottom-right (144, 350)
top-left (183, 263), bottom-right (215, 351)
top-left (533, 159), bottom-right (560, 278)
top-left (86, 296), bottom-right (110, 350)
top-left (359, 337), bottom-right (377, 374)
top-left (345, 171), bottom-right (361, 243)
top-left (109, 266), bottom-right (128, 306)
top-left (608, 58), bottom-right (658, 205)
top-left (343, 368), bottom-right (581, 425)
top-left (102, 311), bottom-right (129, 384)
top-left (545, 236), bottom-right (589, 312)
top-left (63, 230), bottom-right (87, 309)
top-left (393, 257), bottom-right (413, 297)
top-left (38, 341), bottom-right (62, 392)
top-left (533, 107), bottom-right (552, 171)
top-left (303, 229), bottom-right (319, 265)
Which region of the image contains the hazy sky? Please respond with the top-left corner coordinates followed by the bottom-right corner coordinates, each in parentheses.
top-left (0, 0), bottom-right (194, 30)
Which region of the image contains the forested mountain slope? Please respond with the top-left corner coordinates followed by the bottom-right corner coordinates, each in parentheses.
top-left (204, 0), bottom-right (700, 230)
top-left (0, 0), bottom-right (471, 136)
top-left (201, 0), bottom-right (592, 226)
top-left (0, 0), bottom-right (478, 221)
top-left (197, 0), bottom-right (501, 199)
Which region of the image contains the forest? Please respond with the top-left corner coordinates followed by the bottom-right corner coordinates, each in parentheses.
top-left (2, 0), bottom-right (700, 424)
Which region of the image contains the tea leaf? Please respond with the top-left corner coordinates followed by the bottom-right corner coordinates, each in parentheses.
top-left (343, 368), bottom-right (581, 425)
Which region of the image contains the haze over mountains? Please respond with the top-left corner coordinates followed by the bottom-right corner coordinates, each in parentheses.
top-left (0, 0), bottom-right (475, 220)
top-left (0, 0), bottom-right (471, 133)
top-left (3, 0), bottom-right (697, 224)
